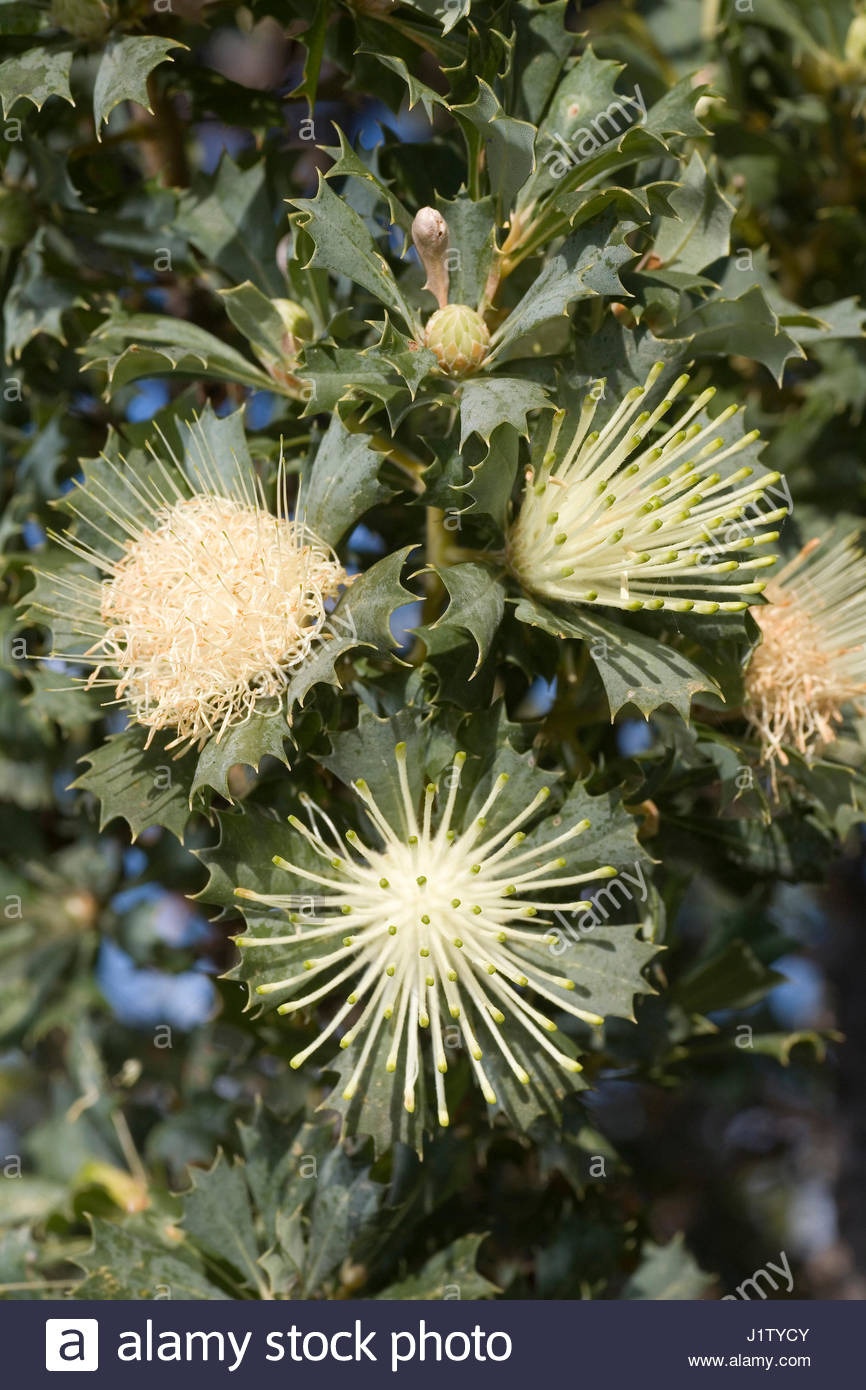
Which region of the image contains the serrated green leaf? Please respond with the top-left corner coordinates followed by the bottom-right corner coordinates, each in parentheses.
top-left (489, 213), bottom-right (634, 356)
top-left (4, 227), bottom-right (85, 358)
top-left (453, 79), bottom-right (537, 213)
top-left (623, 1235), bottom-right (714, 1300)
top-left (93, 36), bottom-right (185, 136)
top-left (82, 312), bottom-right (277, 394)
top-left (284, 547), bottom-right (418, 712)
top-left (652, 151), bottom-right (735, 276)
top-left (297, 343), bottom-right (406, 416)
top-left (73, 728), bottom-right (196, 842)
top-left (427, 561), bottom-right (505, 676)
top-left (72, 1216), bottom-right (229, 1300)
top-left (219, 280), bottom-right (298, 368)
top-left (288, 0), bottom-right (330, 109)
top-left (459, 375), bottom-right (550, 447)
top-left (514, 596), bottom-right (720, 720)
top-left (302, 415), bottom-right (390, 548)
top-left (661, 285), bottom-right (804, 384)
top-left (322, 127), bottom-right (414, 242)
top-left (0, 44), bottom-right (73, 116)
top-left (188, 707), bottom-right (292, 803)
top-left (293, 176), bottom-right (418, 332)
top-left (180, 1151), bottom-right (265, 1295)
top-left (376, 1233), bottom-right (498, 1299)
top-left (176, 154), bottom-right (285, 296)
top-left (510, 0), bottom-right (571, 124)
top-left (436, 192), bottom-right (496, 306)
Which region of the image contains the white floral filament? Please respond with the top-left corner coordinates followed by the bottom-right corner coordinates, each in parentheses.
top-left (745, 533), bottom-right (866, 768)
top-left (507, 362), bottom-right (785, 614)
top-left (236, 744), bottom-right (616, 1127)
top-left (38, 428), bottom-right (346, 751)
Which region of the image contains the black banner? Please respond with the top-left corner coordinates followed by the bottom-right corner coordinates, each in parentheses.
top-left (7, 1298), bottom-right (855, 1387)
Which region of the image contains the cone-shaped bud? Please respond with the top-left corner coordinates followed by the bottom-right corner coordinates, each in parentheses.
top-left (424, 304), bottom-right (490, 377)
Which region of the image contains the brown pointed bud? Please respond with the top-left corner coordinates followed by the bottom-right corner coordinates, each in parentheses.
top-left (412, 206), bottom-right (450, 309)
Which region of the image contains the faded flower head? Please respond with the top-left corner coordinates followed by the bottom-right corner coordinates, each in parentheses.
top-left (424, 304), bottom-right (490, 377)
top-left (40, 427), bottom-right (346, 751)
top-left (745, 534), bottom-right (866, 767)
top-left (507, 363), bottom-right (785, 614)
top-left (236, 743), bottom-right (615, 1128)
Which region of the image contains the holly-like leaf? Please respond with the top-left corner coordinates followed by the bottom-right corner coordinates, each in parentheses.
top-left (297, 342), bottom-right (407, 416)
top-left (426, 561), bottom-right (505, 676)
top-left (283, 547), bottom-right (418, 713)
top-left (459, 375), bottom-right (551, 447)
top-left (302, 415), bottom-right (391, 548)
top-left (322, 126), bottom-right (414, 242)
top-left (82, 313), bottom-right (277, 394)
top-left (0, 44), bottom-right (73, 116)
top-left (293, 176), bottom-right (418, 332)
top-left (4, 227), bottom-right (86, 358)
top-left (376, 1233), bottom-right (498, 1299)
top-left (661, 285), bottom-right (804, 384)
top-left (437, 192), bottom-right (497, 307)
top-left (652, 151), bottom-right (735, 277)
top-left (219, 280), bottom-right (301, 368)
top-left (73, 728), bottom-right (197, 842)
top-left (623, 1236), bottom-right (715, 1300)
top-left (93, 36), bottom-right (185, 136)
top-left (180, 1151), bottom-right (265, 1296)
top-left (514, 596), bottom-right (721, 721)
top-left (176, 155), bottom-right (285, 296)
top-left (489, 213), bottom-right (634, 357)
top-left (188, 708), bottom-right (293, 804)
top-left (288, 0), bottom-right (330, 110)
top-left (72, 1216), bottom-right (230, 1300)
top-left (452, 80), bottom-right (537, 213)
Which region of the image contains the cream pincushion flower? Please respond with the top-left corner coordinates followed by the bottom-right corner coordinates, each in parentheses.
top-left (42, 433), bottom-right (346, 751)
top-left (235, 743), bottom-right (616, 1128)
top-left (507, 363), bottom-right (785, 614)
top-left (745, 534), bottom-right (866, 767)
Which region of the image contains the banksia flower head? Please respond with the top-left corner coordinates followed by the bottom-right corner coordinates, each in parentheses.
top-left (424, 304), bottom-right (490, 377)
top-left (507, 363), bottom-right (785, 614)
top-left (744, 534), bottom-right (866, 768)
top-left (40, 424), bottom-right (346, 751)
top-left (235, 743), bottom-right (617, 1128)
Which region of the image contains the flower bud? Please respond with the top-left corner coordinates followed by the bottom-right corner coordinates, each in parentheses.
top-left (424, 304), bottom-right (490, 377)
top-left (412, 206), bottom-right (450, 309)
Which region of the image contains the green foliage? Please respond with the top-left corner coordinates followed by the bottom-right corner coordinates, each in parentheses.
top-left (2, 0), bottom-right (864, 1305)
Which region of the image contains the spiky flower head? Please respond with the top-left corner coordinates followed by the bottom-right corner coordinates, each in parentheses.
top-left (507, 363), bottom-right (785, 615)
top-left (744, 534), bottom-right (866, 768)
top-left (234, 742), bottom-right (622, 1129)
top-left (424, 304), bottom-right (490, 377)
top-left (36, 421), bottom-right (346, 751)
